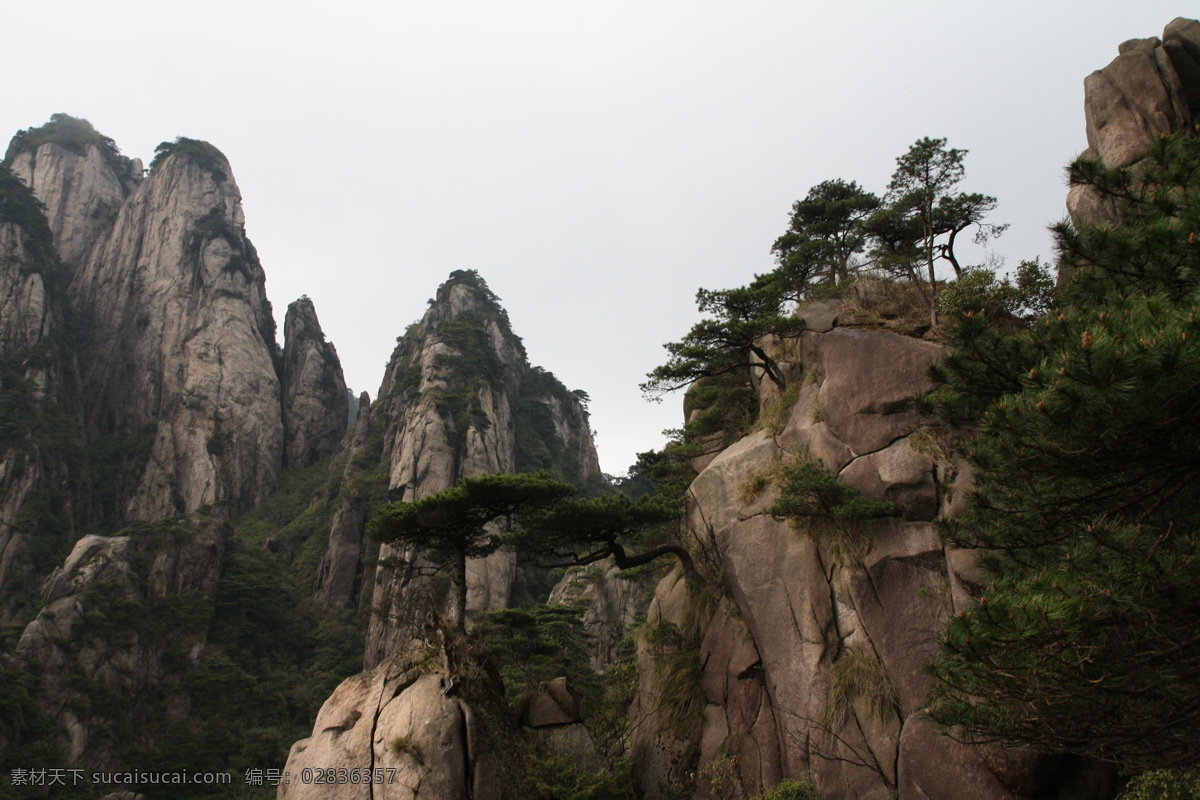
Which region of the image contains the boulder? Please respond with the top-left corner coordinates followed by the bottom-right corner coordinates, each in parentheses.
top-left (280, 641), bottom-right (515, 800)
top-left (896, 717), bottom-right (1017, 800)
top-left (1082, 36), bottom-right (1190, 169)
top-left (1069, 18), bottom-right (1200, 232)
top-left (798, 299), bottom-right (843, 333)
top-left (524, 677), bottom-right (581, 727)
top-left (838, 436), bottom-right (938, 521)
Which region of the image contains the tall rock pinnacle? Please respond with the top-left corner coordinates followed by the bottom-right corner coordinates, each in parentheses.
top-left (282, 296), bottom-right (349, 470)
top-left (5, 114), bottom-right (140, 272)
top-left (68, 138), bottom-right (283, 519)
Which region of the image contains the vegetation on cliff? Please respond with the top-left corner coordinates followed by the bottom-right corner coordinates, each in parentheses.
top-left (4, 113), bottom-right (125, 178)
top-left (0, 166), bottom-right (57, 266)
top-left (926, 135), bottom-right (1200, 771)
top-left (370, 471), bottom-right (575, 632)
top-left (645, 136), bottom-right (1004, 460)
top-left (149, 137), bottom-right (229, 181)
top-left (472, 604), bottom-right (635, 800)
top-left (0, 166), bottom-right (85, 595)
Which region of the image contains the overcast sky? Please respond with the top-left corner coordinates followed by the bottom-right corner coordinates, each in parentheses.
top-left (3, 2), bottom-right (1189, 474)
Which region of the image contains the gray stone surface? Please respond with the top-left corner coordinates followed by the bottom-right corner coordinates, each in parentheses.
top-left (66, 146), bottom-right (283, 518)
top-left (1083, 35), bottom-right (1190, 169)
top-left (282, 296), bottom-right (349, 470)
top-left (7, 141), bottom-right (134, 269)
top-left (838, 436), bottom-right (938, 521)
top-left (1069, 17), bottom-right (1200, 233)
top-left (799, 299), bottom-right (843, 333)
top-left (814, 328), bottom-right (942, 455)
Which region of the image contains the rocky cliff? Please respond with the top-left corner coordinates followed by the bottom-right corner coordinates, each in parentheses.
top-left (64, 137), bottom-right (284, 520)
top-left (279, 634), bottom-right (522, 800)
top-left (1068, 17), bottom-right (1200, 225)
top-left (0, 164), bottom-right (80, 610)
top-left (3, 115), bottom-right (141, 272)
top-left (624, 20), bottom-right (1200, 799)
top-left (628, 308), bottom-right (1114, 800)
top-left (5, 119), bottom-right (353, 522)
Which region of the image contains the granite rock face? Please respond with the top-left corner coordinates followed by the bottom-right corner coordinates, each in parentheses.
top-left (280, 633), bottom-right (518, 800)
top-left (1069, 17), bottom-right (1200, 225)
top-left (1082, 35), bottom-right (1192, 170)
top-left (282, 296), bottom-right (349, 470)
top-left (631, 566), bottom-right (783, 800)
top-left (0, 166), bottom-right (78, 604)
top-left (67, 142), bottom-right (283, 519)
top-left (3, 120), bottom-right (290, 537)
top-left (631, 321), bottom-right (1098, 799)
top-left (5, 120), bottom-right (140, 271)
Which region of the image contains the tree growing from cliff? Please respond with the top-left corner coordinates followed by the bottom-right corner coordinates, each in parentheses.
top-left (925, 135), bottom-right (1200, 770)
top-left (506, 493), bottom-right (698, 579)
top-left (369, 472), bottom-right (574, 633)
top-left (865, 137), bottom-right (1006, 324)
top-left (641, 278), bottom-right (805, 398)
top-left (771, 179), bottom-right (880, 293)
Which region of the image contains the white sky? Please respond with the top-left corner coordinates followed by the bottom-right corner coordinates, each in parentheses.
top-left (3, 1), bottom-right (1189, 475)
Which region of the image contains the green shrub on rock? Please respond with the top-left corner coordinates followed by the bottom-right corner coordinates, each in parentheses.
top-left (1116, 769), bottom-right (1200, 800)
top-left (750, 778), bottom-right (817, 800)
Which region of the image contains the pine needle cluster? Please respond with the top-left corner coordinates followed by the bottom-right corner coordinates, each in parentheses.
top-left (924, 135), bottom-right (1200, 770)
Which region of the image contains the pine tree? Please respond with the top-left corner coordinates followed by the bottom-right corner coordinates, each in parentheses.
top-left (925, 135), bottom-right (1200, 770)
top-left (641, 279), bottom-right (805, 397)
top-left (866, 138), bottom-right (1006, 325)
top-left (507, 493), bottom-right (695, 578)
top-left (369, 472), bottom-right (574, 633)
top-left (770, 179), bottom-right (880, 292)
